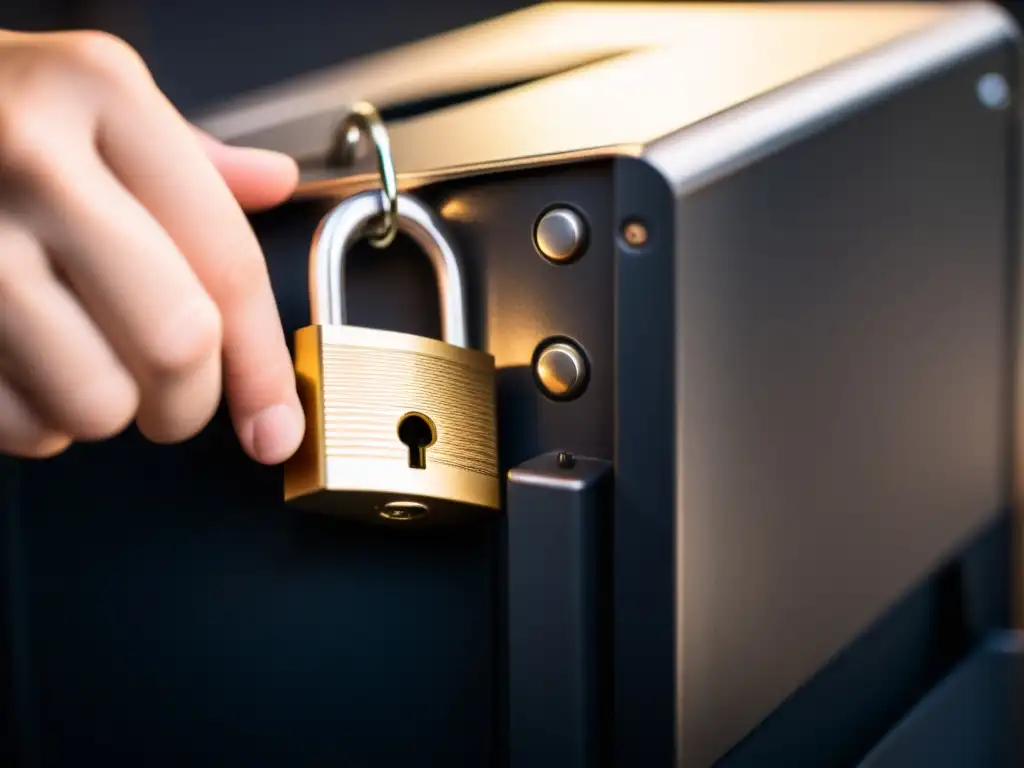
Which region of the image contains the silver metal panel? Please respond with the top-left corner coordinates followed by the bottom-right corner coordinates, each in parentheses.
top-left (661, 34), bottom-right (1018, 767)
top-left (196, 2), bottom-right (959, 198)
top-left (644, 1), bottom-right (1017, 196)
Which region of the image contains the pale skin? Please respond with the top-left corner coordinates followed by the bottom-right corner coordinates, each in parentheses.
top-left (0, 29), bottom-right (306, 464)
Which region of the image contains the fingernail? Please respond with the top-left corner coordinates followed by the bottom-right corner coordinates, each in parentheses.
top-left (250, 403), bottom-right (304, 465)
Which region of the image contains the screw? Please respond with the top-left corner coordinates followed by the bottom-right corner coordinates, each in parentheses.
top-left (557, 452), bottom-right (576, 469)
top-left (622, 220), bottom-right (649, 248)
top-left (977, 73), bottom-right (1010, 110)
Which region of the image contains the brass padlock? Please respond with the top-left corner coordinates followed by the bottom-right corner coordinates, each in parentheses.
top-left (284, 189), bottom-right (501, 521)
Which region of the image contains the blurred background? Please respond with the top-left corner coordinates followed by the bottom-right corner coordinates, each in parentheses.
top-left (3, 0), bottom-right (1023, 117)
top-left (0, 0), bottom-right (523, 114)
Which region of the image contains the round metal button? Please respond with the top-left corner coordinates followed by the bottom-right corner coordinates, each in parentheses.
top-left (534, 207), bottom-right (587, 263)
top-left (534, 341), bottom-right (588, 399)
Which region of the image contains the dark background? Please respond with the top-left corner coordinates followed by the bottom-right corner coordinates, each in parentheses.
top-left (2, 0), bottom-right (1021, 117)
top-left (0, 0), bottom-right (527, 114)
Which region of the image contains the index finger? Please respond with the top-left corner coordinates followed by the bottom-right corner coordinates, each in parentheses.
top-left (90, 44), bottom-right (304, 464)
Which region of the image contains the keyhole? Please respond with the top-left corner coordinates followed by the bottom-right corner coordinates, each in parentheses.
top-left (397, 413), bottom-right (436, 469)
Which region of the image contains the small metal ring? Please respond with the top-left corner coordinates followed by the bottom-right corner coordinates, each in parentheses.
top-left (332, 101), bottom-right (399, 249)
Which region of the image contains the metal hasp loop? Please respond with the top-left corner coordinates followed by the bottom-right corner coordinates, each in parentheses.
top-left (308, 190), bottom-right (470, 349)
top-left (330, 101), bottom-right (399, 248)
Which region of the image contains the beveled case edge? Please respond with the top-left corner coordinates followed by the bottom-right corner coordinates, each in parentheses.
top-left (194, 2), bottom-right (972, 201)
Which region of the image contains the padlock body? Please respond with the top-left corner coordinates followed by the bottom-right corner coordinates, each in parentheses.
top-left (285, 323), bottom-right (500, 518)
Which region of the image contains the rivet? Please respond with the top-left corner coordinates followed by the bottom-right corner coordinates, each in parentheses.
top-left (534, 340), bottom-right (589, 400)
top-left (622, 220), bottom-right (649, 248)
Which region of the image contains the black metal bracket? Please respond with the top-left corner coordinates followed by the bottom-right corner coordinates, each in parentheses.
top-left (506, 451), bottom-right (612, 768)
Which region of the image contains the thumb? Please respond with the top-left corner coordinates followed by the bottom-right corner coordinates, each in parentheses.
top-left (192, 127), bottom-right (299, 212)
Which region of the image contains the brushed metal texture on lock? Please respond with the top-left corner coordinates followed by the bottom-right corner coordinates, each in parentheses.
top-left (286, 323), bottom-right (500, 513)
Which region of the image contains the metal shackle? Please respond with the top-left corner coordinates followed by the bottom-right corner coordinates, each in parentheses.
top-left (308, 190), bottom-right (470, 349)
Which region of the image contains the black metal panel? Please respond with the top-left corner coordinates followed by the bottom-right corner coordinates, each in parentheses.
top-left (857, 632), bottom-right (1024, 768)
top-left (671, 45), bottom-right (1017, 767)
top-left (612, 156), bottom-right (679, 766)
top-left (719, 511), bottom-right (1011, 767)
top-left (0, 162), bottom-right (615, 767)
top-left (416, 165), bottom-right (617, 471)
top-left (506, 451), bottom-right (611, 768)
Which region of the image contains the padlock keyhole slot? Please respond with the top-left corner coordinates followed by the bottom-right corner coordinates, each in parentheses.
top-left (397, 413), bottom-right (436, 470)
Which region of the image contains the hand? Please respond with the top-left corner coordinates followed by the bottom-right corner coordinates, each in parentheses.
top-left (0, 29), bottom-right (305, 464)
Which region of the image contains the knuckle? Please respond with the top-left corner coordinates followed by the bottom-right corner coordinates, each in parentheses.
top-left (144, 296), bottom-right (223, 378)
top-left (58, 30), bottom-right (150, 90)
top-left (0, 32), bottom-right (151, 186)
top-left (0, 99), bottom-right (55, 183)
top-left (0, 44), bottom-right (86, 166)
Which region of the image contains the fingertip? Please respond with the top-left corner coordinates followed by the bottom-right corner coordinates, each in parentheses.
top-left (195, 128), bottom-right (299, 211)
top-left (22, 433), bottom-right (73, 459)
top-left (228, 145), bottom-right (299, 184)
top-left (243, 401), bottom-right (305, 465)
top-left (0, 375), bottom-right (73, 459)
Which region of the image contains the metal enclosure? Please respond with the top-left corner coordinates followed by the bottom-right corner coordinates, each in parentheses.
top-left (857, 634), bottom-right (1024, 766)
top-left (1, 3), bottom-right (1020, 767)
